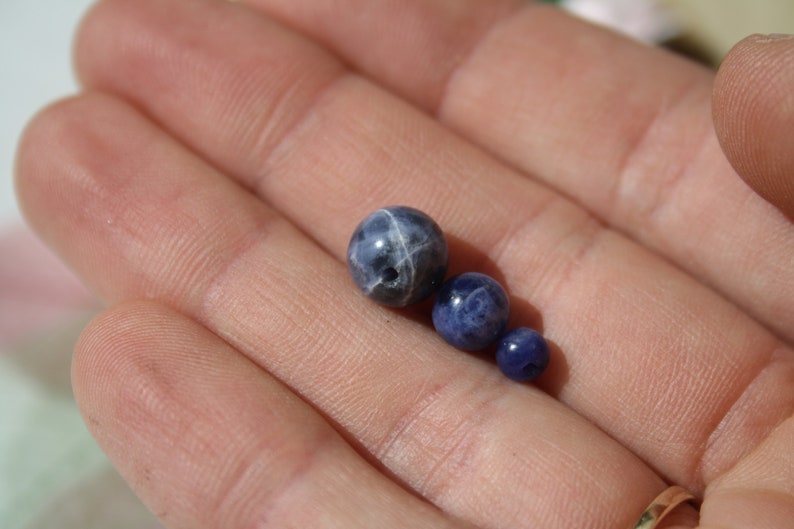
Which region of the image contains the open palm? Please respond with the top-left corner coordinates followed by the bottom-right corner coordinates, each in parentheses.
top-left (16, 1), bottom-right (794, 528)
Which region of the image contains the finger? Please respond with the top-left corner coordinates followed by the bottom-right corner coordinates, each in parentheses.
top-left (237, 0), bottom-right (794, 344)
top-left (713, 34), bottom-right (794, 220)
top-left (74, 301), bottom-right (463, 529)
top-left (17, 92), bottom-right (666, 529)
top-left (70, 0), bottom-right (794, 493)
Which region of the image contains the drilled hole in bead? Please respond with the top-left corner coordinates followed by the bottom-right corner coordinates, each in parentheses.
top-left (381, 267), bottom-right (399, 282)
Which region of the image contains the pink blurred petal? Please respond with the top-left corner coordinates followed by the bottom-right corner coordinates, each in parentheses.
top-left (0, 223), bottom-right (98, 345)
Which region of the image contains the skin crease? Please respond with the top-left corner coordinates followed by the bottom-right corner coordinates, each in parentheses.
top-left (13, 0), bottom-right (794, 528)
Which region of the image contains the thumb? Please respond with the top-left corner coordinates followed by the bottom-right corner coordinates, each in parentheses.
top-left (713, 34), bottom-right (794, 220)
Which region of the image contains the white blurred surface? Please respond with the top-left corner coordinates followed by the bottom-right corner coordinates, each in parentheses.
top-left (0, 0), bottom-right (94, 226)
top-left (562, 0), bottom-right (679, 43)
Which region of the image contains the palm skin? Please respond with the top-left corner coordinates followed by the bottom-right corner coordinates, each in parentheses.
top-left (14, 1), bottom-right (794, 528)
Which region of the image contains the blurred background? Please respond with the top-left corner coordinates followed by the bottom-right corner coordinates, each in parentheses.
top-left (1, 1), bottom-right (792, 528)
top-left (1, 1), bottom-right (93, 225)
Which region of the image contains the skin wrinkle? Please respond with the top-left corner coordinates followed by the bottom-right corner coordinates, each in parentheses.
top-left (212, 431), bottom-right (335, 527)
top-left (371, 372), bottom-right (572, 527)
top-left (249, 70), bottom-right (350, 192)
top-left (697, 345), bottom-right (794, 485)
top-left (227, 56), bottom-right (343, 181)
top-left (415, 386), bottom-right (500, 501)
top-left (611, 88), bottom-right (715, 230)
top-left (195, 211), bottom-right (287, 331)
top-left (489, 205), bottom-right (604, 308)
top-left (429, 0), bottom-right (525, 115)
top-left (372, 380), bottom-right (449, 463)
top-left (249, 73), bottom-right (400, 229)
top-left (653, 300), bottom-right (782, 487)
top-left (701, 427), bottom-right (794, 527)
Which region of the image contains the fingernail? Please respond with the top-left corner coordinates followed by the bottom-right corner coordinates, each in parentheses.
top-left (753, 33), bottom-right (794, 43)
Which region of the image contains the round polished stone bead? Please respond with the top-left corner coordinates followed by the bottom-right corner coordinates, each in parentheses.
top-left (347, 206), bottom-right (448, 307)
top-left (495, 327), bottom-right (550, 382)
top-left (432, 272), bottom-right (510, 351)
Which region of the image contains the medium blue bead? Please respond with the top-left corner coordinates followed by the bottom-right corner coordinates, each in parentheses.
top-left (432, 272), bottom-right (510, 351)
top-left (496, 328), bottom-right (550, 382)
top-left (347, 206), bottom-right (448, 307)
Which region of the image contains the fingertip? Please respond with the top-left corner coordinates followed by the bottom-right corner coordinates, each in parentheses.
top-left (73, 0), bottom-right (159, 89)
top-left (713, 34), bottom-right (794, 219)
top-left (71, 0), bottom-right (107, 88)
top-left (14, 95), bottom-right (90, 238)
top-left (14, 92), bottom-right (146, 252)
top-left (71, 302), bottom-right (173, 425)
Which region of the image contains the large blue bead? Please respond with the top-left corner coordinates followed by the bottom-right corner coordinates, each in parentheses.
top-left (347, 206), bottom-right (448, 307)
top-left (495, 327), bottom-right (550, 382)
top-left (432, 272), bottom-right (510, 351)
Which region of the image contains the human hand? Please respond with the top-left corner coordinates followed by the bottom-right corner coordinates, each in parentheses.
top-left (15, 1), bottom-right (794, 528)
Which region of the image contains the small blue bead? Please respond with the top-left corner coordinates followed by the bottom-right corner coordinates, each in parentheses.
top-left (432, 272), bottom-right (510, 351)
top-left (496, 328), bottom-right (550, 382)
top-left (347, 206), bottom-right (448, 307)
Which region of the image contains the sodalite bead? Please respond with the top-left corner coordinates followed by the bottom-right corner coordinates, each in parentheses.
top-left (495, 327), bottom-right (550, 382)
top-left (347, 206), bottom-right (448, 307)
top-left (432, 272), bottom-right (510, 351)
